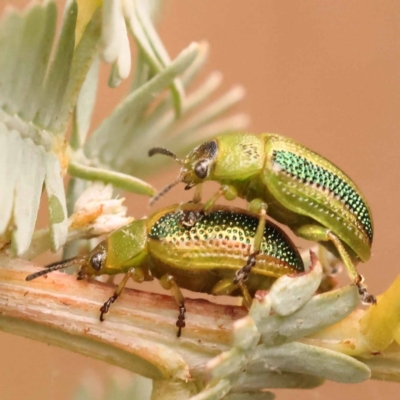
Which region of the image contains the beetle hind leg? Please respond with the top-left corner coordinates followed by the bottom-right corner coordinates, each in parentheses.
top-left (294, 224), bottom-right (376, 304)
top-left (357, 283), bottom-right (377, 305)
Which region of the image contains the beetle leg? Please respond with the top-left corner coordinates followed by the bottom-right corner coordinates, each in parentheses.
top-left (211, 278), bottom-right (238, 296)
top-left (159, 275), bottom-right (186, 337)
top-left (294, 224), bottom-right (376, 304)
top-left (180, 184), bottom-right (238, 228)
top-left (236, 281), bottom-right (252, 308)
top-left (211, 278), bottom-right (252, 308)
top-left (203, 184), bottom-right (238, 215)
top-left (99, 267), bottom-right (145, 321)
top-left (252, 203), bottom-right (267, 255)
top-left (247, 200), bottom-right (268, 255)
top-left (234, 202), bottom-right (267, 284)
top-left (77, 267), bottom-right (87, 280)
top-left (234, 252), bottom-right (258, 283)
top-left (192, 183), bottom-right (203, 203)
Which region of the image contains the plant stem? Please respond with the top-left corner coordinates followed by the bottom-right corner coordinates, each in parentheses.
top-left (0, 255), bottom-right (244, 385)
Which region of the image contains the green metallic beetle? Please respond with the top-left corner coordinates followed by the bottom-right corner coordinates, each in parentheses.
top-left (149, 132), bottom-right (374, 303)
top-left (26, 203), bottom-right (305, 336)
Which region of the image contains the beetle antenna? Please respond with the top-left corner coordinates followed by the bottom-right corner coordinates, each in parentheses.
top-left (148, 147), bottom-right (183, 164)
top-left (25, 257), bottom-right (84, 281)
top-left (150, 178), bottom-right (182, 206)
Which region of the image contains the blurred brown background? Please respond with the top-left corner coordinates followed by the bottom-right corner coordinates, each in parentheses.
top-left (1, 0), bottom-right (400, 399)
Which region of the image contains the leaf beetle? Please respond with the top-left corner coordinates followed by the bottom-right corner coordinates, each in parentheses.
top-left (26, 203), bottom-right (308, 336)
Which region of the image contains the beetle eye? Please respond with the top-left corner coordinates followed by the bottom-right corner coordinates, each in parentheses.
top-left (194, 160), bottom-right (209, 179)
top-left (90, 253), bottom-right (104, 271)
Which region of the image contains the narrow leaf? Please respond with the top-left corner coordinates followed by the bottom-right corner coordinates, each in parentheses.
top-left (85, 42), bottom-right (199, 164)
top-left (101, 0), bottom-right (123, 63)
top-left (20, 2), bottom-right (57, 121)
top-left (52, 6), bottom-right (101, 133)
top-left (12, 139), bottom-right (46, 254)
top-left (189, 380), bottom-right (231, 400)
top-left (0, 127), bottom-right (23, 234)
top-left (71, 56), bottom-right (100, 150)
top-left (11, 6), bottom-right (49, 116)
top-left (0, 10), bottom-right (25, 109)
top-left (233, 371), bottom-right (323, 390)
top-left (118, 71), bottom-right (223, 159)
top-left (269, 256), bottom-right (322, 316)
top-left (248, 342), bottom-right (371, 383)
top-left (44, 152), bottom-right (68, 251)
top-left (127, 2), bottom-right (184, 117)
top-left (68, 161), bottom-right (155, 196)
top-left (130, 50), bottom-right (151, 92)
top-left (171, 86), bottom-right (246, 141)
top-left (35, 1), bottom-right (77, 130)
top-left (259, 286), bottom-right (360, 346)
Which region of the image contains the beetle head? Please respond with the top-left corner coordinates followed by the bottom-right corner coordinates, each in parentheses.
top-left (180, 140), bottom-right (218, 189)
top-left (87, 242), bottom-right (107, 274)
top-left (148, 141), bottom-right (218, 205)
top-left (25, 243), bottom-right (108, 282)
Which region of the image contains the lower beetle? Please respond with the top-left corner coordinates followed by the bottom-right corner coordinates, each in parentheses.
top-left (26, 203), bottom-right (305, 336)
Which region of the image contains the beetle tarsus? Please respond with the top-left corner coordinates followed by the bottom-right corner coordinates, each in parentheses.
top-left (100, 295), bottom-right (117, 321)
top-left (176, 303), bottom-right (186, 337)
top-left (77, 269), bottom-right (85, 280)
top-left (177, 210), bottom-right (204, 228)
top-left (234, 252), bottom-right (258, 284)
top-left (358, 284), bottom-right (377, 305)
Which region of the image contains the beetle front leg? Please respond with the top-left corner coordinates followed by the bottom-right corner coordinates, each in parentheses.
top-left (203, 184), bottom-right (238, 214)
top-left (100, 267), bottom-right (146, 321)
top-left (159, 275), bottom-right (186, 337)
top-left (180, 184), bottom-right (238, 228)
top-left (77, 267), bottom-right (88, 280)
top-left (294, 225), bottom-right (376, 304)
top-left (192, 183), bottom-right (203, 203)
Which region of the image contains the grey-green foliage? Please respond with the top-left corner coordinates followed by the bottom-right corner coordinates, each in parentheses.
top-left (66, 256), bottom-right (369, 400)
top-left (0, 2), bottom-right (78, 255)
top-left (199, 265), bottom-right (368, 399)
top-left (82, 1), bottom-right (249, 178)
top-left (0, 0), bottom-right (248, 256)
